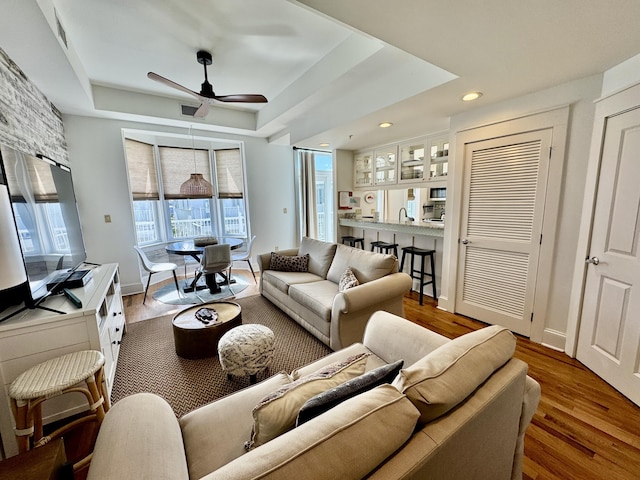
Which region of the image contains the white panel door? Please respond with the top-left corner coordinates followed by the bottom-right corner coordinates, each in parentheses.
top-left (577, 102), bottom-right (640, 406)
top-left (455, 130), bottom-right (552, 336)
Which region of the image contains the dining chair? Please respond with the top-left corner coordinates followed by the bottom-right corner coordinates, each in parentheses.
top-left (134, 246), bottom-right (180, 304)
top-left (232, 235), bottom-right (257, 283)
top-left (196, 244), bottom-right (234, 297)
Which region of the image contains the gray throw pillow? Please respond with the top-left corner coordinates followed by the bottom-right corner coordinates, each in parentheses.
top-left (295, 359), bottom-right (404, 426)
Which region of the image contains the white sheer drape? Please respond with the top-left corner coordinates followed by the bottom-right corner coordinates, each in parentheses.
top-left (295, 149), bottom-right (318, 239)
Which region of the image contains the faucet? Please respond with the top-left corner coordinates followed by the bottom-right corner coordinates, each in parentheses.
top-left (399, 207), bottom-right (415, 223)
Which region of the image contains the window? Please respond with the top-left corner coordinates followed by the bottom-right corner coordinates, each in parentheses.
top-left (124, 137), bottom-right (248, 245)
top-left (295, 149), bottom-right (333, 242)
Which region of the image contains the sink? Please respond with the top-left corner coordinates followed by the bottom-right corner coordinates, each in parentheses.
top-left (423, 219), bottom-right (444, 223)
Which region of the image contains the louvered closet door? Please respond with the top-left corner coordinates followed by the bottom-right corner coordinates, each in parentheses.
top-left (455, 129), bottom-right (552, 336)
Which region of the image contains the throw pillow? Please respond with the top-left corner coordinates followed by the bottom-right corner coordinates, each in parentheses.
top-left (296, 359), bottom-right (404, 426)
top-left (393, 325), bottom-right (516, 423)
top-left (338, 267), bottom-right (359, 292)
top-left (269, 252), bottom-right (309, 272)
top-left (246, 352), bottom-right (369, 450)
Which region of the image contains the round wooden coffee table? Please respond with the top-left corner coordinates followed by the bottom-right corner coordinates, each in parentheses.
top-left (172, 302), bottom-right (242, 359)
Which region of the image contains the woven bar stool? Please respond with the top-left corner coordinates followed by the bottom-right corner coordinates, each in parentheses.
top-left (400, 246), bottom-right (437, 305)
top-left (341, 235), bottom-right (364, 249)
top-left (9, 350), bottom-right (109, 470)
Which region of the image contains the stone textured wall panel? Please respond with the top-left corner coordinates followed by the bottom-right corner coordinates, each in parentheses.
top-left (0, 48), bottom-right (68, 164)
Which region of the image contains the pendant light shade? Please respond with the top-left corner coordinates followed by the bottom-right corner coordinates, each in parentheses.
top-left (180, 173), bottom-right (213, 197)
top-left (179, 125), bottom-right (213, 198)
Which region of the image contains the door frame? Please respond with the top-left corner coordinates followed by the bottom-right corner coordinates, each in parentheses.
top-left (565, 81), bottom-right (640, 357)
top-left (440, 106), bottom-right (569, 344)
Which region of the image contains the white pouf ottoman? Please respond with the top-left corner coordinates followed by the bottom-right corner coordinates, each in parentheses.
top-left (218, 324), bottom-right (275, 384)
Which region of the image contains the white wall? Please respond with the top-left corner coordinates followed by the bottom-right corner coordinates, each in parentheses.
top-left (62, 115), bottom-right (296, 294)
top-left (443, 74), bottom-right (602, 349)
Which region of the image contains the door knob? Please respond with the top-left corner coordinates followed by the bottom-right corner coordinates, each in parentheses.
top-left (461, 239), bottom-right (470, 245)
top-left (585, 256), bottom-right (600, 265)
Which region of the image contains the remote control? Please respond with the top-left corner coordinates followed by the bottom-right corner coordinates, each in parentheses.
top-left (63, 288), bottom-right (82, 308)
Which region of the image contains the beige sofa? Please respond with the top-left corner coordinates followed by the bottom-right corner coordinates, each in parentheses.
top-left (257, 237), bottom-right (413, 350)
top-left (87, 311), bottom-right (541, 480)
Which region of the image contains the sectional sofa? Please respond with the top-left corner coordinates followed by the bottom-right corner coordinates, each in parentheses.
top-left (87, 310), bottom-right (540, 479)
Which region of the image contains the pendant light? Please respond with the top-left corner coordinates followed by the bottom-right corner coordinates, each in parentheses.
top-left (180, 126), bottom-right (213, 198)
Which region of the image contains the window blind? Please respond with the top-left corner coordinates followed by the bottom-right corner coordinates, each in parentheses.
top-left (215, 148), bottom-right (243, 199)
top-left (125, 139), bottom-right (159, 200)
top-left (159, 146), bottom-right (212, 199)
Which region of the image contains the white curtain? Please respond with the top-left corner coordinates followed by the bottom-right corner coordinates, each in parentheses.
top-left (295, 150), bottom-right (318, 239)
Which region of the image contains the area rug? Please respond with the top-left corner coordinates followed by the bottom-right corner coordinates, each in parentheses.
top-left (110, 295), bottom-right (331, 417)
top-left (152, 277), bottom-right (250, 305)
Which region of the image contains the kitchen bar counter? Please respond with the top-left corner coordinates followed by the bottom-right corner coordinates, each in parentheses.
top-left (339, 218), bottom-right (444, 238)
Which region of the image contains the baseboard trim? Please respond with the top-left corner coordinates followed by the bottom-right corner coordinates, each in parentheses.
top-left (542, 328), bottom-right (566, 352)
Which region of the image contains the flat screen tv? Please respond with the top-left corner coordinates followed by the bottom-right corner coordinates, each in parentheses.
top-left (0, 144), bottom-right (87, 314)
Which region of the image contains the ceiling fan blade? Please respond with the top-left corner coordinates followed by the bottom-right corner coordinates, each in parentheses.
top-left (147, 72), bottom-right (203, 100)
top-left (214, 94), bottom-right (268, 103)
top-left (193, 103), bottom-right (210, 118)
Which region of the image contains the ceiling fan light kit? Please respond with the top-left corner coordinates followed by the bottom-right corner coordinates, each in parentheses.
top-left (148, 50), bottom-right (267, 118)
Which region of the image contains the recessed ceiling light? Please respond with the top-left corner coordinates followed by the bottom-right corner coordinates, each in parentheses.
top-left (462, 92), bottom-right (483, 102)
top-left (378, 122), bottom-right (393, 128)
top-left (319, 143), bottom-right (329, 147)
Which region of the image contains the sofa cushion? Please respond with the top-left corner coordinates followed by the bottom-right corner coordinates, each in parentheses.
top-left (392, 325), bottom-right (516, 423)
top-left (269, 252), bottom-right (309, 272)
top-left (203, 385), bottom-right (420, 480)
top-left (288, 280), bottom-right (337, 322)
top-left (180, 372), bottom-right (292, 480)
top-left (327, 244), bottom-right (397, 284)
top-left (299, 236), bottom-right (337, 278)
top-left (296, 359), bottom-right (404, 426)
top-left (338, 267), bottom-right (360, 291)
top-left (262, 270), bottom-right (323, 294)
top-left (248, 353), bottom-right (368, 449)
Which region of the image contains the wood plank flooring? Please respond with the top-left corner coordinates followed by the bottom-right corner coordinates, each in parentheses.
top-left (124, 271), bottom-right (640, 480)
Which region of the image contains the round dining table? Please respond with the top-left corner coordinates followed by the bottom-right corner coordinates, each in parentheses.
top-left (166, 237), bottom-right (243, 262)
top-left (166, 238), bottom-right (244, 292)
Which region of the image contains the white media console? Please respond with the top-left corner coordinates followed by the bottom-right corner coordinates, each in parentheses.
top-left (0, 263), bottom-right (125, 458)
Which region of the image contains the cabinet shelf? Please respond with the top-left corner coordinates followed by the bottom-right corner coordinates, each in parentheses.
top-left (402, 160), bottom-right (423, 166)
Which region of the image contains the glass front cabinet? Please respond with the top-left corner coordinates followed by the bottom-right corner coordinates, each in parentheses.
top-left (428, 135), bottom-right (449, 181)
top-left (373, 146), bottom-right (397, 186)
top-left (353, 132), bottom-right (450, 190)
top-left (354, 151), bottom-right (373, 188)
top-left (399, 140), bottom-right (426, 184)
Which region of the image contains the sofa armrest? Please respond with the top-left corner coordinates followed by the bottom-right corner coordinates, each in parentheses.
top-left (87, 393), bottom-right (189, 480)
top-left (362, 310), bottom-right (450, 366)
top-left (329, 273), bottom-right (412, 350)
top-left (511, 375), bottom-right (541, 480)
top-left (333, 273), bottom-right (412, 313)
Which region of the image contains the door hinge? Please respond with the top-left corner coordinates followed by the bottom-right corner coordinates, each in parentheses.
top-left (531, 312), bottom-right (534, 322)
top-left (549, 146), bottom-right (552, 159)
top-left (540, 234), bottom-right (543, 245)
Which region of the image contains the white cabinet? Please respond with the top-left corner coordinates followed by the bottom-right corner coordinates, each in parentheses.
top-left (373, 145), bottom-right (398, 186)
top-left (353, 132), bottom-right (451, 190)
top-left (354, 151), bottom-right (373, 188)
top-left (398, 139), bottom-right (427, 184)
top-left (428, 134), bottom-right (449, 181)
top-left (0, 263), bottom-right (125, 457)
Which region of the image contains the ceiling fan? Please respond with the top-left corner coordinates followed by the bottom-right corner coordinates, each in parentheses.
top-left (147, 50), bottom-right (267, 118)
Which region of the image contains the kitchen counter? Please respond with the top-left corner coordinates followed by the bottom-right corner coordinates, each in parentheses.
top-left (339, 218), bottom-right (444, 238)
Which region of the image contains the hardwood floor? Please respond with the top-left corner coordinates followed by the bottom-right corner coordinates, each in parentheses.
top-left (124, 271), bottom-right (640, 480)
